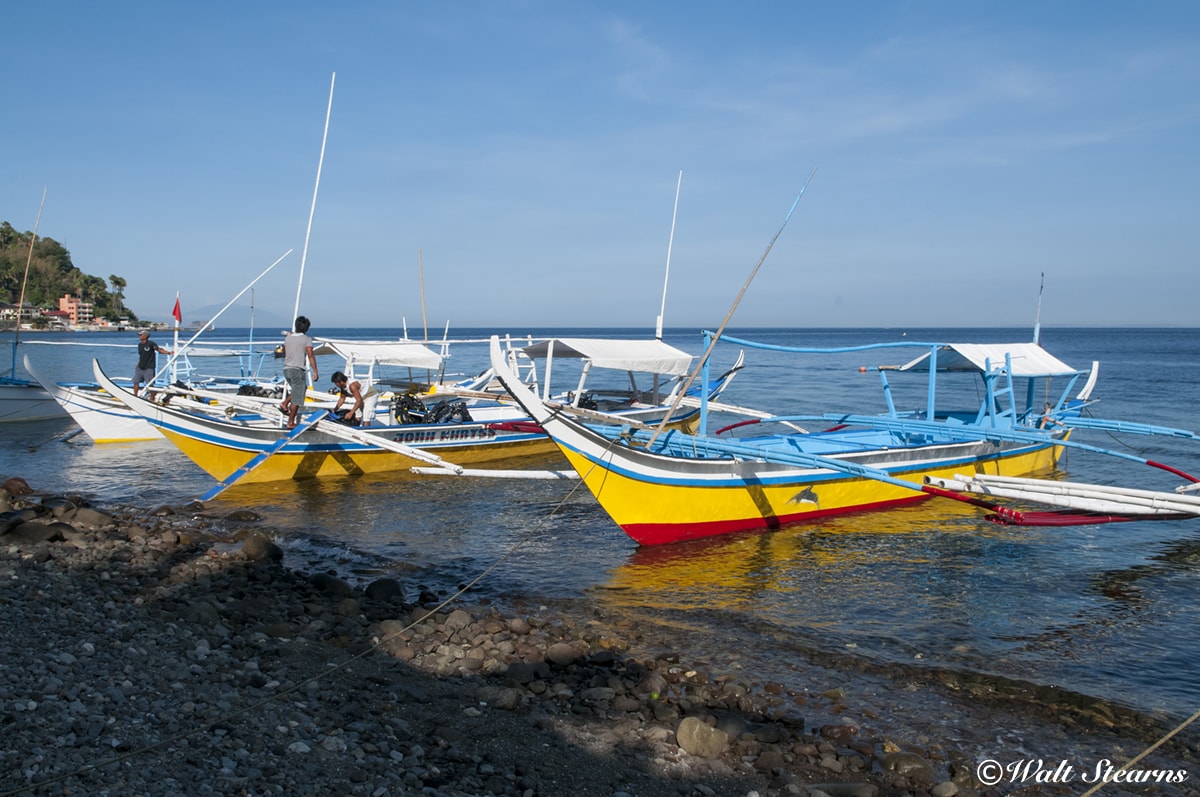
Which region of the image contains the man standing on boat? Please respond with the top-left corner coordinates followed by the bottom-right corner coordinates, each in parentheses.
top-left (280, 316), bottom-right (318, 430)
top-left (132, 329), bottom-right (172, 398)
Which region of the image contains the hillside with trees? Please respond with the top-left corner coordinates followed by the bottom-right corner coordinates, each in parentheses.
top-left (0, 221), bottom-right (137, 323)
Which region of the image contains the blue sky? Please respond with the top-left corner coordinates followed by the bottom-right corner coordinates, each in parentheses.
top-left (3, 2), bottom-right (1198, 330)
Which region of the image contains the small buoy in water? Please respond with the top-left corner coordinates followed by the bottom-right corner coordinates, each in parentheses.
top-left (858, 366), bottom-right (868, 373)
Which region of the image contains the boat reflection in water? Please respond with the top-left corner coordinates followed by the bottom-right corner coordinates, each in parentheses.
top-left (592, 495), bottom-right (1115, 680)
top-left (602, 499), bottom-right (1008, 609)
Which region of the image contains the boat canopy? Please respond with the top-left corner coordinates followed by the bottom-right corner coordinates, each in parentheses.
top-left (519, 338), bottom-right (693, 376)
top-left (895, 343), bottom-right (1081, 378)
top-left (313, 339), bottom-right (443, 370)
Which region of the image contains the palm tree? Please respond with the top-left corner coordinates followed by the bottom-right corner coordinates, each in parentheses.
top-left (109, 275), bottom-right (126, 318)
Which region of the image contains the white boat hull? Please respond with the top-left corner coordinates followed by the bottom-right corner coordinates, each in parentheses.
top-left (23, 355), bottom-right (160, 442)
top-left (0, 379), bottom-right (66, 423)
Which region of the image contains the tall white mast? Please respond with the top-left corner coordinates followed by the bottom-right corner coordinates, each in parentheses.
top-left (1032, 272), bottom-right (1045, 344)
top-left (419, 248), bottom-right (428, 341)
top-left (655, 171), bottom-right (682, 341)
top-left (293, 71), bottom-right (336, 321)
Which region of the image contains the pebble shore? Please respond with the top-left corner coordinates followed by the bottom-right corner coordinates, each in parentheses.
top-left (2, 476), bottom-right (1197, 797)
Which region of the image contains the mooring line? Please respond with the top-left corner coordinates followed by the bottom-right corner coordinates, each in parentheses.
top-left (11, 424), bottom-right (82, 452)
top-left (1076, 706), bottom-right (1200, 797)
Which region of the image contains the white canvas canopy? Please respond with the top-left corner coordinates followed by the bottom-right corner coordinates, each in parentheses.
top-left (312, 339), bottom-right (443, 370)
top-left (519, 338), bottom-right (693, 376)
top-left (896, 343), bottom-right (1080, 377)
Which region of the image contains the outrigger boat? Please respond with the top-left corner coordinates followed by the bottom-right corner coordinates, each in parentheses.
top-left (17, 249), bottom-right (311, 442)
top-left (22, 348), bottom-right (285, 443)
top-left (24, 355), bottom-right (160, 441)
top-left (487, 332), bottom-right (1200, 546)
top-left (0, 372), bottom-right (62, 423)
top-left (90, 333), bottom-right (743, 496)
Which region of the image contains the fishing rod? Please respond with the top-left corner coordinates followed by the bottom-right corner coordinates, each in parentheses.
top-left (647, 167), bottom-right (818, 447)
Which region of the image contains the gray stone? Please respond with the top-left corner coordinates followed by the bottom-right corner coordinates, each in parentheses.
top-left (636, 672), bottom-right (668, 696)
top-left (7, 521), bottom-right (63, 544)
top-left (0, 508), bottom-right (37, 534)
top-left (880, 751), bottom-right (935, 783)
top-left (820, 753), bottom-right (845, 773)
top-left (579, 686), bottom-right (616, 702)
top-left (676, 716), bottom-right (728, 759)
top-left (819, 722), bottom-right (859, 745)
top-left (491, 688), bottom-right (522, 710)
top-left (546, 641), bottom-right (580, 666)
top-left (364, 578), bottom-right (405, 602)
top-left (42, 497), bottom-right (77, 517)
top-left (715, 712), bottom-right (749, 739)
top-left (240, 533), bottom-right (283, 562)
top-left (308, 572), bottom-right (353, 595)
top-left (444, 608), bottom-right (472, 632)
top-left (505, 661), bottom-right (547, 685)
top-left (755, 749), bottom-right (786, 770)
top-left (3, 477), bottom-right (32, 496)
top-left (71, 507), bottom-right (114, 528)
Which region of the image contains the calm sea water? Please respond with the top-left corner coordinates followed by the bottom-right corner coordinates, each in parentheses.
top-left (4, 326), bottom-right (1200, 730)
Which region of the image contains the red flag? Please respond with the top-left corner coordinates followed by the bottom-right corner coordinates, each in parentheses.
top-left (171, 297), bottom-right (182, 324)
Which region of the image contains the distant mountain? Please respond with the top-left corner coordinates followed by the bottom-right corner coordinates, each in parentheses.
top-left (182, 304), bottom-right (293, 333)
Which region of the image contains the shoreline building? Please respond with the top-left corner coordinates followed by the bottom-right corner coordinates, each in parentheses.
top-left (59, 294), bottom-right (95, 326)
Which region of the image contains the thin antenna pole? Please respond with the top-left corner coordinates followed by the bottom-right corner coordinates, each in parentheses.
top-left (418, 248), bottom-right (428, 341)
top-left (249, 287), bottom-right (255, 364)
top-left (12, 187), bottom-right (47, 363)
top-left (647, 167), bottom-right (817, 447)
top-left (293, 71), bottom-right (336, 321)
top-left (171, 291), bottom-right (180, 384)
top-left (1032, 272), bottom-right (1045, 344)
top-left (655, 170), bottom-right (683, 341)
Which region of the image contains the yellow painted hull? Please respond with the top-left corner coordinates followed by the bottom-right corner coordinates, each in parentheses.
top-left (558, 440), bottom-right (1063, 546)
top-left (163, 428), bottom-right (558, 484)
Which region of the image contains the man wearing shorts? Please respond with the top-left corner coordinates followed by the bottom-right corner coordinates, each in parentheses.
top-left (133, 330), bottom-right (172, 397)
top-left (280, 316), bottom-right (318, 429)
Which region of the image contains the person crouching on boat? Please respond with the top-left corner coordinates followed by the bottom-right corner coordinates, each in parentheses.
top-left (133, 329), bottom-right (173, 399)
top-left (280, 316), bottom-right (318, 430)
top-left (331, 371), bottom-right (363, 426)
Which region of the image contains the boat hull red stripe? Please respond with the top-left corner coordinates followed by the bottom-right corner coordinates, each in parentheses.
top-left (620, 494), bottom-right (931, 546)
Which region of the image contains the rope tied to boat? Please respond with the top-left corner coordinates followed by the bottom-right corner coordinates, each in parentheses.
top-left (1077, 706), bottom-right (1200, 797)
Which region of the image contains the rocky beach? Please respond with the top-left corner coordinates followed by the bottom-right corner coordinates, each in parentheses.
top-left (2, 475), bottom-right (1198, 797)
